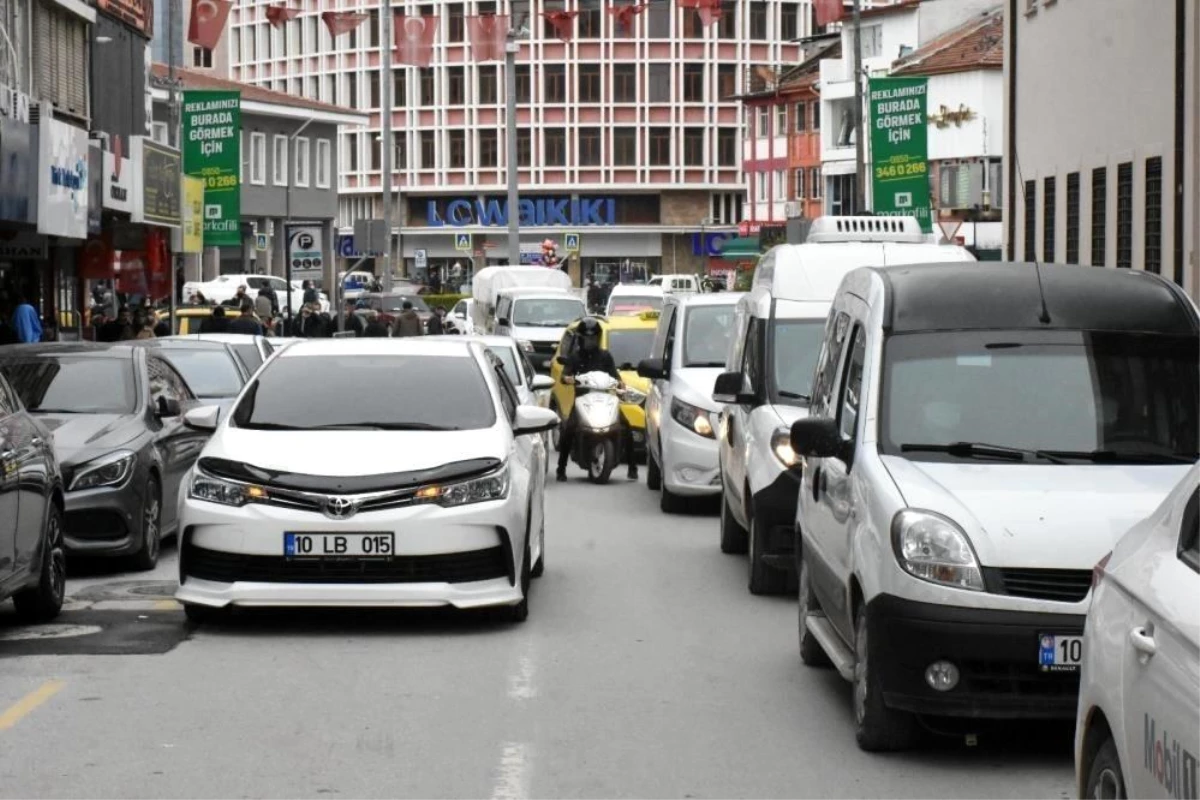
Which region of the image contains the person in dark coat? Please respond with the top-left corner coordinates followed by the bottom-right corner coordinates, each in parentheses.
top-left (395, 301), bottom-right (424, 337)
top-left (228, 298), bottom-right (265, 335)
top-left (426, 306), bottom-right (446, 335)
top-left (199, 306), bottom-right (231, 334)
top-left (341, 300), bottom-right (366, 337)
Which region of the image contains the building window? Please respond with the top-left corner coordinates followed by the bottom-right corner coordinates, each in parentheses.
top-left (479, 65), bottom-right (498, 104)
top-left (420, 68), bottom-right (435, 106)
top-left (649, 127), bottom-right (671, 166)
top-left (344, 72), bottom-right (358, 107)
top-left (447, 4), bottom-right (465, 41)
top-left (249, 133), bottom-right (267, 184)
top-left (391, 71), bottom-right (406, 107)
top-left (613, 64), bottom-right (637, 102)
top-left (449, 130), bottom-right (466, 168)
top-left (1116, 161), bottom-right (1133, 268)
top-left (683, 128), bottom-right (704, 166)
top-left (795, 169), bottom-right (806, 199)
top-left (1043, 176), bottom-right (1055, 261)
top-left (757, 107), bottom-right (769, 138)
top-left (579, 0), bottom-right (602, 37)
top-left (1065, 172), bottom-right (1080, 264)
top-left (579, 127), bottom-right (601, 166)
top-left (756, 171), bottom-right (767, 202)
top-left (515, 64), bottom-right (531, 103)
top-left (809, 167), bottom-right (822, 198)
top-left (371, 134), bottom-right (382, 171)
top-left (1091, 167), bottom-right (1107, 266)
top-left (775, 105), bottom-right (787, 137)
top-left (347, 134), bottom-right (359, 172)
top-left (717, 128), bottom-right (736, 166)
top-left (151, 122), bottom-right (168, 145)
top-left (294, 137), bottom-right (310, 187)
top-left (447, 66), bottom-right (465, 105)
top-left (578, 64), bottom-right (601, 103)
top-left (517, 129), bottom-right (531, 166)
top-left (393, 133), bottom-right (407, 171)
top-left (649, 63), bottom-right (671, 103)
top-left (613, 127), bottom-right (636, 166)
top-left (316, 139), bottom-right (331, 187)
top-left (34, 1), bottom-right (89, 117)
top-left (812, 101), bottom-right (821, 132)
top-left (1144, 156), bottom-right (1163, 274)
top-left (749, 1), bottom-right (768, 38)
top-left (682, 10), bottom-right (704, 39)
top-left (775, 169), bottom-right (786, 200)
top-left (781, 3), bottom-right (798, 39)
top-left (1023, 180), bottom-right (1036, 262)
top-left (861, 24), bottom-right (883, 57)
top-left (545, 128), bottom-right (566, 166)
top-left (683, 63), bottom-right (704, 102)
top-left (794, 102), bottom-right (806, 132)
top-left (479, 130), bottom-right (499, 167)
top-left (717, 64), bottom-right (736, 100)
top-left (421, 130), bottom-right (436, 168)
top-left (369, 71), bottom-right (381, 108)
top-left (647, 1), bottom-right (669, 37)
top-left (192, 47), bottom-right (212, 68)
top-left (717, 0), bottom-right (735, 37)
top-left (544, 64), bottom-right (566, 102)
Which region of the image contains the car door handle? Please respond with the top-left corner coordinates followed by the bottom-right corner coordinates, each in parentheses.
top-left (1130, 626), bottom-right (1157, 660)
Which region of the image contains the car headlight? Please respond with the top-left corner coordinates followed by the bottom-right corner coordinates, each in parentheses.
top-left (518, 339), bottom-right (535, 353)
top-left (770, 427), bottom-right (799, 467)
top-left (619, 386), bottom-right (647, 406)
top-left (189, 471), bottom-right (269, 507)
top-left (891, 510), bottom-right (984, 591)
top-left (69, 451), bottom-right (136, 491)
top-left (414, 464), bottom-right (510, 507)
top-left (670, 398), bottom-right (714, 438)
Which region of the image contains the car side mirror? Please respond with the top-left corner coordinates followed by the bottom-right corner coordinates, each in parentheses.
top-left (183, 404), bottom-right (220, 431)
top-left (156, 396), bottom-right (182, 418)
top-left (514, 405), bottom-right (559, 436)
top-left (712, 371), bottom-right (756, 405)
top-left (637, 357), bottom-right (665, 380)
top-left (790, 418), bottom-right (846, 460)
top-left (531, 374), bottom-right (554, 391)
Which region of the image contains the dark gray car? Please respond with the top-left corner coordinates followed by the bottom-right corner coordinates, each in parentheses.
top-left (0, 343), bottom-right (210, 569)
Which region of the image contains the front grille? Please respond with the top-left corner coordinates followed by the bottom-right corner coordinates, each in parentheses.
top-left (960, 660), bottom-right (1082, 697)
top-left (990, 568), bottom-right (1092, 603)
top-left (65, 510), bottom-right (129, 541)
top-left (183, 543), bottom-right (508, 585)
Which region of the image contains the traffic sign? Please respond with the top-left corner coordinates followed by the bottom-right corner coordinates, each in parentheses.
top-left (255, 233), bottom-right (268, 251)
top-left (937, 218), bottom-right (964, 243)
top-left (454, 233), bottom-right (472, 252)
top-left (415, 248), bottom-right (428, 270)
top-left (564, 232), bottom-right (580, 253)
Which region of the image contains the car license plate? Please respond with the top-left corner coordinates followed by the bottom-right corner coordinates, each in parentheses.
top-left (284, 532), bottom-right (394, 559)
top-left (1038, 633), bottom-right (1083, 671)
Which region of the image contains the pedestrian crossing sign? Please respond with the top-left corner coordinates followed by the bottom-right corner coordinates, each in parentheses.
top-left (455, 233), bottom-right (472, 251)
top-left (564, 233), bottom-right (580, 253)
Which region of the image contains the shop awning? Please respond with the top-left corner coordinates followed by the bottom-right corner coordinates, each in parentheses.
top-left (718, 236), bottom-right (761, 258)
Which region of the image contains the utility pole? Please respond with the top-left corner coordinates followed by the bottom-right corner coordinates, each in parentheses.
top-left (852, 0), bottom-right (866, 214)
top-left (167, 0), bottom-right (180, 332)
top-left (504, 23), bottom-right (520, 266)
top-left (380, 1), bottom-right (394, 291)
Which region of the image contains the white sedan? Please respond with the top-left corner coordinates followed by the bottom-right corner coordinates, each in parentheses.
top-left (173, 338), bottom-right (559, 623)
top-left (1075, 464), bottom-right (1199, 799)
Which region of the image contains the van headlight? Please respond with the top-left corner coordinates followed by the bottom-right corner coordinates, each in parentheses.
top-left (891, 510), bottom-right (984, 591)
top-left (414, 464), bottom-right (510, 507)
top-left (770, 428), bottom-right (799, 467)
top-left (189, 471), bottom-right (269, 507)
top-left (670, 398), bottom-right (714, 438)
top-left (69, 451), bottom-right (136, 491)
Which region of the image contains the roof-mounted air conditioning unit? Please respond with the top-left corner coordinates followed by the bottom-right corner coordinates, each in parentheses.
top-left (805, 215), bottom-right (927, 244)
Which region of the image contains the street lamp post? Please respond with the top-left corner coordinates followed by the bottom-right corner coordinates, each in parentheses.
top-left (504, 27), bottom-right (520, 267)
top-left (283, 117), bottom-right (314, 326)
top-left (699, 215), bottom-right (714, 275)
top-left (167, 0), bottom-right (181, 333)
top-left (380, 3), bottom-right (395, 291)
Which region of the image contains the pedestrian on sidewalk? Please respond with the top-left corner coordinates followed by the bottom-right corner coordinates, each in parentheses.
top-left (395, 300), bottom-right (424, 337)
top-left (10, 294), bottom-right (42, 343)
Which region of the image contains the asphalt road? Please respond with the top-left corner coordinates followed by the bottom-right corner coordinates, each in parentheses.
top-left (0, 467), bottom-right (1075, 799)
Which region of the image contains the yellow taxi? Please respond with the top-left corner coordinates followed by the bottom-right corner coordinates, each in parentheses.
top-left (549, 311), bottom-right (659, 458)
top-left (156, 306), bottom-right (245, 335)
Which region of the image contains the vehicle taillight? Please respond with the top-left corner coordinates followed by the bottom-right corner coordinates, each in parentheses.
top-left (1092, 551), bottom-right (1113, 589)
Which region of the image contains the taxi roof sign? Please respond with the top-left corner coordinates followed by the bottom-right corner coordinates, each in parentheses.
top-left (638, 309), bottom-right (661, 321)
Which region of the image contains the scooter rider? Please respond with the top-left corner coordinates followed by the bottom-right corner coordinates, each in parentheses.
top-left (556, 317), bottom-right (638, 483)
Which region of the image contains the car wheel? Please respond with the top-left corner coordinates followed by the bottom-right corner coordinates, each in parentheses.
top-left (748, 514), bottom-right (788, 595)
top-left (646, 448), bottom-right (662, 491)
top-left (12, 503), bottom-right (66, 623)
top-left (531, 505), bottom-right (546, 579)
top-left (797, 550), bottom-right (831, 667)
top-left (719, 491), bottom-right (749, 554)
top-left (132, 475), bottom-right (162, 572)
top-left (1085, 736), bottom-right (1126, 799)
top-left (853, 605), bottom-right (917, 752)
top-left (506, 527), bottom-right (533, 623)
top-left (550, 402), bottom-right (563, 452)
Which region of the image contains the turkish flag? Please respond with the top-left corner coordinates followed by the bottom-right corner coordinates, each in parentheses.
top-left (607, 2), bottom-right (648, 35)
top-left (814, 0), bottom-right (844, 27)
top-left (542, 10), bottom-right (579, 43)
top-left (394, 15), bottom-right (439, 67)
top-left (678, 0), bottom-right (720, 26)
top-left (466, 14), bottom-right (508, 62)
top-left (265, 3), bottom-right (299, 28)
top-left (322, 11), bottom-right (368, 38)
top-left (187, 0), bottom-right (232, 50)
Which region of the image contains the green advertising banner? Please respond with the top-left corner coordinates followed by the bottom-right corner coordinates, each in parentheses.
top-left (869, 76), bottom-right (932, 232)
top-left (182, 90), bottom-right (241, 247)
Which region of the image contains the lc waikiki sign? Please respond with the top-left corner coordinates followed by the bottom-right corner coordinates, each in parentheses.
top-left (428, 197), bottom-right (617, 227)
top-left (868, 77), bottom-right (932, 233)
top-left (182, 90), bottom-right (241, 247)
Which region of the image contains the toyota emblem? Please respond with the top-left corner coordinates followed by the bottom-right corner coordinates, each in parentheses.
top-left (323, 496), bottom-right (357, 519)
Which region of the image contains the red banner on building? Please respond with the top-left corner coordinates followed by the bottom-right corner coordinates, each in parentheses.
top-left (607, 2), bottom-right (648, 35)
top-left (814, 0), bottom-right (844, 27)
top-left (322, 10), bottom-right (368, 37)
top-left (394, 15), bottom-right (439, 67)
top-left (542, 10), bottom-right (579, 43)
top-left (187, 0), bottom-right (233, 50)
top-left (265, 4), bottom-right (299, 27)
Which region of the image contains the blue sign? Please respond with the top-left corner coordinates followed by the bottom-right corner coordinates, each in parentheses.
top-left (692, 232), bottom-right (735, 257)
top-left (338, 235), bottom-right (363, 258)
top-left (564, 233), bottom-right (580, 252)
top-left (428, 197), bottom-right (616, 227)
top-left (455, 232), bottom-right (472, 251)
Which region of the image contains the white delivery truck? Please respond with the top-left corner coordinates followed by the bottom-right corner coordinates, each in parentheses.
top-left (471, 266), bottom-right (583, 372)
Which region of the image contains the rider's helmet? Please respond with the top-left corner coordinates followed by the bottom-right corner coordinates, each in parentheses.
top-left (577, 316), bottom-right (603, 354)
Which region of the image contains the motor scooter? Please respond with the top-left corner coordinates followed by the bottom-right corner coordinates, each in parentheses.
top-left (562, 371), bottom-right (639, 484)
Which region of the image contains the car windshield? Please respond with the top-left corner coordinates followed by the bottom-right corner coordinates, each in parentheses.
top-left (772, 320), bottom-right (826, 403)
top-left (512, 298), bottom-right (585, 327)
top-left (0, 356), bottom-right (137, 414)
top-left (684, 306), bottom-right (737, 367)
top-left (609, 296), bottom-right (663, 315)
top-left (232, 354), bottom-right (496, 431)
top-left (486, 345), bottom-right (523, 386)
top-left (607, 329), bottom-right (656, 370)
top-left (157, 348), bottom-right (245, 398)
top-left (881, 330), bottom-right (1199, 463)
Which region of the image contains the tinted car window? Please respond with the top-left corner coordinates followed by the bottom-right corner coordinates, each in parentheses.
top-left (155, 348), bottom-right (245, 398)
top-left (607, 329), bottom-right (656, 370)
top-left (232, 355), bottom-right (497, 431)
top-left (512, 298), bottom-right (586, 327)
top-left (232, 344), bottom-right (263, 372)
top-left (0, 356), bottom-right (137, 414)
top-left (684, 306), bottom-right (737, 367)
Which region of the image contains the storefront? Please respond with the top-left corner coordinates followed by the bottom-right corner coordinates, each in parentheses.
top-left (0, 112), bottom-right (43, 322)
top-left (36, 116), bottom-right (92, 338)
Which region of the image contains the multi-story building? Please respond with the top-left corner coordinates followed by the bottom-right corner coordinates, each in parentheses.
top-left (221, 0), bottom-right (809, 281)
top-left (1004, 0), bottom-right (1197, 298)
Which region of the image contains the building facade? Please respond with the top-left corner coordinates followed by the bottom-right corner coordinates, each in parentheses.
top-left (1004, 0), bottom-right (1197, 298)
top-left (219, 0), bottom-right (812, 281)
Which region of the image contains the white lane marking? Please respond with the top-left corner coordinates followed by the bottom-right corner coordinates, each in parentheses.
top-left (491, 741), bottom-right (531, 800)
top-left (507, 653), bottom-right (537, 700)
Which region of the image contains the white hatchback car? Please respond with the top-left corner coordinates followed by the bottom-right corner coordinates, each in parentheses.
top-left (1075, 465), bottom-right (1199, 799)
top-left (173, 338), bottom-right (559, 623)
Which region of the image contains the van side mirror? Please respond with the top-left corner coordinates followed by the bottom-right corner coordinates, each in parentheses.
top-left (637, 357), bottom-right (665, 380)
top-left (712, 371), bottom-right (756, 405)
top-left (790, 418), bottom-right (846, 460)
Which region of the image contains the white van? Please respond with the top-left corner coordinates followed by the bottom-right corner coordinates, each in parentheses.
top-left (712, 216), bottom-right (975, 595)
top-left (648, 274), bottom-right (700, 295)
top-left (494, 288), bottom-right (588, 373)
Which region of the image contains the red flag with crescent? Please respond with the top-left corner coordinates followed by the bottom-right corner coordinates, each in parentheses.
top-left (541, 10), bottom-right (579, 43)
top-left (187, 0), bottom-right (233, 50)
top-left (607, 2), bottom-right (648, 35)
top-left (322, 10), bottom-right (368, 37)
top-left (814, 0), bottom-right (844, 27)
top-left (265, 4), bottom-right (299, 27)
top-left (394, 15), bottom-right (439, 67)
top-left (466, 14), bottom-right (509, 62)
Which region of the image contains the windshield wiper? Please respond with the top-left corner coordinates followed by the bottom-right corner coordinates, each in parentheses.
top-left (900, 441), bottom-right (1067, 464)
top-left (1036, 449), bottom-right (1198, 465)
top-left (238, 422), bottom-right (304, 431)
top-left (301, 422), bottom-right (459, 431)
top-left (778, 390), bottom-right (811, 402)
top-left (686, 362), bottom-right (726, 368)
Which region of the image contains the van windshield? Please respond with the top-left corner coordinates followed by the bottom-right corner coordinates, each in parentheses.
top-left (512, 298), bottom-right (586, 327)
top-left (880, 330), bottom-right (1199, 464)
top-left (771, 320), bottom-right (826, 404)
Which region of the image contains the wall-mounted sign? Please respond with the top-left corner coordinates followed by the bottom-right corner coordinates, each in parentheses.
top-left (95, 0), bottom-right (151, 36)
top-left (428, 197), bottom-right (617, 227)
top-left (287, 224), bottom-right (324, 276)
top-left (181, 176), bottom-right (204, 253)
top-left (132, 136), bottom-right (181, 227)
top-left (182, 90), bottom-right (241, 247)
top-left (0, 231), bottom-right (47, 259)
top-left (691, 231), bottom-right (733, 257)
top-left (869, 76), bottom-right (932, 233)
top-left (103, 135), bottom-right (133, 214)
top-left (928, 104), bottom-right (976, 129)
top-left (37, 118), bottom-right (90, 239)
